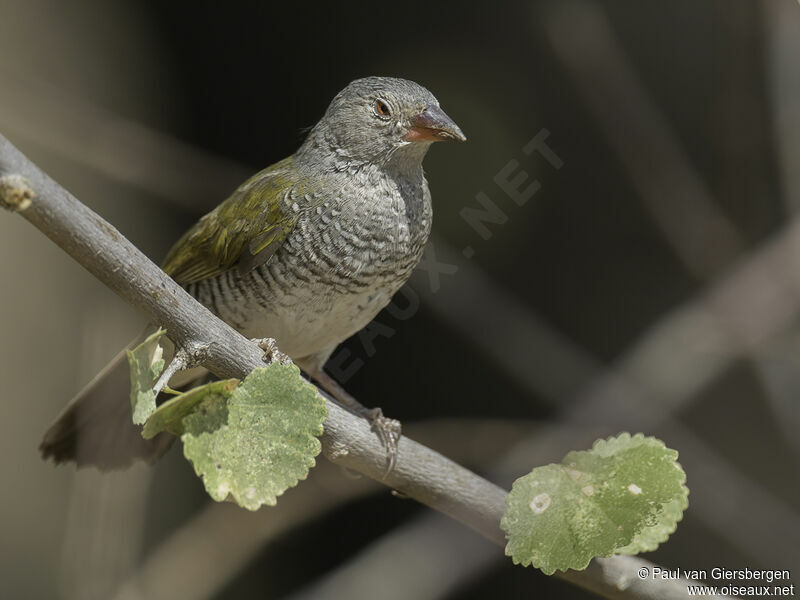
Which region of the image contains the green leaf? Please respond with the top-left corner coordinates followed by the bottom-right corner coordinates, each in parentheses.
top-left (142, 379), bottom-right (240, 439)
top-left (181, 363), bottom-right (327, 510)
top-left (126, 328), bottom-right (167, 425)
top-left (617, 493), bottom-right (689, 554)
top-left (501, 433), bottom-right (688, 574)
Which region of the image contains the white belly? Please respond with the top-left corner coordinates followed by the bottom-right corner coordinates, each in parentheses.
top-left (227, 283), bottom-right (397, 361)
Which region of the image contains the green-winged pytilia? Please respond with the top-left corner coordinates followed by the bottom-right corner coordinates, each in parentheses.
top-left (39, 76), bottom-right (465, 471)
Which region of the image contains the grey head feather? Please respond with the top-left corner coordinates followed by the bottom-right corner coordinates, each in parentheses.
top-left (296, 76), bottom-right (442, 172)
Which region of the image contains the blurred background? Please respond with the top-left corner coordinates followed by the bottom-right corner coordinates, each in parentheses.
top-left (1, 0), bottom-right (798, 598)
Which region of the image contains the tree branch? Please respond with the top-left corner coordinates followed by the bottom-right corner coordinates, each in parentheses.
top-left (0, 133), bottom-right (721, 599)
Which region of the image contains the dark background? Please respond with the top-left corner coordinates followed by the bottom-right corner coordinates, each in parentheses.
top-left (0, 1), bottom-right (798, 598)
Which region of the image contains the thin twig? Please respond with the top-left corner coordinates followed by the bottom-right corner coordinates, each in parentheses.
top-left (0, 133), bottom-right (721, 599)
top-left (151, 348), bottom-right (189, 397)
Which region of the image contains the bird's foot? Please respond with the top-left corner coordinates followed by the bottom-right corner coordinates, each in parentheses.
top-left (303, 366), bottom-right (401, 477)
top-left (251, 338), bottom-right (292, 365)
top-left (363, 407), bottom-right (402, 477)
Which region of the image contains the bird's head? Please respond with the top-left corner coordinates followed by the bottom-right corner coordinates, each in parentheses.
top-left (300, 76), bottom-right (465, 170)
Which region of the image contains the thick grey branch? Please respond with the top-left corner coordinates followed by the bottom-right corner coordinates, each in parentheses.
top-left (0, 133), bottom-right (716, 599)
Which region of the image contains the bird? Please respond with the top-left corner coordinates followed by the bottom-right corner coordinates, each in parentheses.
top-left (39, 76), bottom-right (466, 471)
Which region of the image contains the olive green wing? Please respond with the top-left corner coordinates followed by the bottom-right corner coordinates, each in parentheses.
top-left (162, 156), bottom-right (304, 285)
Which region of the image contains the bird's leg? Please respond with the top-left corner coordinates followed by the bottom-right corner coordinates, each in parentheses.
top-left (254, 341), bottom-right (401, 475)
top-left (308, 368), bottom-right (401, 477)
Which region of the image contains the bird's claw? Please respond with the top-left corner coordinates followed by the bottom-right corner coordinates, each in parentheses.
top-left (364, 407), bottom-right (401, 477)
top-left (303, 366), bottom-right (401, 478)
top-left (251, 338), bottom-right (292, 365)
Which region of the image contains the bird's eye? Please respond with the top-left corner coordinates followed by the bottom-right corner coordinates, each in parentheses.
top-left (373, 99), bottom-right (392, 119)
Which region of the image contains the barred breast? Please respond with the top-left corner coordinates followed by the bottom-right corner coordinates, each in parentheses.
top-left (185, 166), bottom-right (432, 362)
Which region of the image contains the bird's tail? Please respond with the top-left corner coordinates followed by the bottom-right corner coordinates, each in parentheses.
top-left (39, 336), bottom-right (175, 470)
